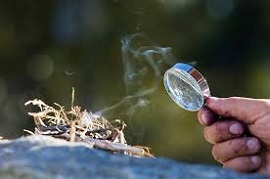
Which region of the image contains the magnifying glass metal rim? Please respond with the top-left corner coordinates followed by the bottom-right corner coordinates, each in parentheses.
top-left (164, 63), bottom-right (210, 111)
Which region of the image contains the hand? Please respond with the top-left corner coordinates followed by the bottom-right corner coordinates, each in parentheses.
top-left (197, 97), bottom-right (270, 174)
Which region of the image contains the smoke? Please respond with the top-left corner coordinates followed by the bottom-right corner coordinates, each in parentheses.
top-left (95, 33), bottom-right (176, 117)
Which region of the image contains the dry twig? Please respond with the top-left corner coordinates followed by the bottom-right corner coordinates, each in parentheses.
top-left (24, 94), bottom-right (153, 158)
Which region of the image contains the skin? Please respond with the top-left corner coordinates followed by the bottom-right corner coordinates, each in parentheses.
top-left (197, 97), bottom-right (270, 174)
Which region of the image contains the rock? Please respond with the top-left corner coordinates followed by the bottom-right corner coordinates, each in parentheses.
top-left (0, 135), bottom-right (267, 179)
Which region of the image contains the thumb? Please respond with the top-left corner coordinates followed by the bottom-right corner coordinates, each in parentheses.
top-left (205, 97), bottom-right (270, 124)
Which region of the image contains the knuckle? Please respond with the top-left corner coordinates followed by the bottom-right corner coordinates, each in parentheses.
top-left (221, 97), bottom-right (240, 116)
top-left (223, 156), bottom-right (260, 173)
top-left (204, 122), bottom-right (228, 143)
top-left (258, 100), bottom-right (270, 120)
top-left (227, 138), bottom-right (246, 155)
top-left (203, 122), bottom-right (230, 144)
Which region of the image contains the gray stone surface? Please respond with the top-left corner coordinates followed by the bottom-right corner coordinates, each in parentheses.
top-left (0, 135), bottom-right (268, 179)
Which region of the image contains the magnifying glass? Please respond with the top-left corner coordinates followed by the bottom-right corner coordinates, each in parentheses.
top-left (163, 63), bottom-right (210, 111)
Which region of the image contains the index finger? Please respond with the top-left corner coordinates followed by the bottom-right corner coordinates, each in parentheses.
top-left (205, 97), bottom-right (270, 124)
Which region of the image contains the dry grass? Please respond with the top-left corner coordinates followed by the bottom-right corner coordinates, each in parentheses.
top-left (24, 89), bottom-right (153, 157)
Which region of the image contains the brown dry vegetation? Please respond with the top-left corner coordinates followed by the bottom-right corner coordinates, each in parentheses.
top-left (24, 89), bottom-right (153, 157)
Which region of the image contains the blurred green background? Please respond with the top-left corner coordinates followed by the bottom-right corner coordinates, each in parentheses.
top-left (0, 0), bottom-right (269, 166)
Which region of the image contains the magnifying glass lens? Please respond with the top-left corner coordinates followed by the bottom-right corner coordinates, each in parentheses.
top-left (163, 63), bottom-right (210, 111)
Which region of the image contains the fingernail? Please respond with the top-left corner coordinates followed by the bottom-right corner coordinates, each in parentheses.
top-left (201, 112), bottom-right (209, 125)
top-left (229, 123), bottom-right (243, 135)
top-left (247, 139), bottom-right (258, 151)
top-left (251, 156), bottom-right (260, 165)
